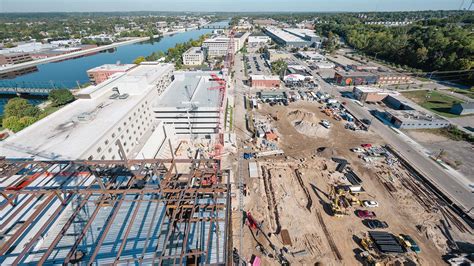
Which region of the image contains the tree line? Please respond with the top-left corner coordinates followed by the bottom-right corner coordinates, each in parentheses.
top-left (316, 14), bottom-right (474, 85)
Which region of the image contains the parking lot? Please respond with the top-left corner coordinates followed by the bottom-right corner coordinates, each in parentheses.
top-left (245, 53), bottom-right (271, 75)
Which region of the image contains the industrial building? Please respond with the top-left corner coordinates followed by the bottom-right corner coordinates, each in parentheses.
top-left (353, 86), bottom-right (400, 103)
top-left (0, 157), bottom-right (229, 265)
top-left (381, 109), bottom-right (450, 129)
top-left (249, 75), bottom-right (281, 89)
top-left (334, 71), bottom-right (378, 86)
top-left (263, 27), bottom-right (320, 48)
top-left (0, 62), bottom-right (174, 160)
top-left (450, 102), bottom-right (474, 115)
top-left (86, 63), bottom-right (136, 84)
top-left (153, 71), bottom-right (223, 136)
top-left (182, 47), bottom-right (207, 66)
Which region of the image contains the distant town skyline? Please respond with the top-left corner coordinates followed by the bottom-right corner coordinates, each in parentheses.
top-left (0, 0), bottom-right (466, 13)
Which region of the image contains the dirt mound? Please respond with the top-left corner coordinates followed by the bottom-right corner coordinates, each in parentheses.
top-left (288, 110), bottom-right (329, 138)
top-left (294, 121), bottom-right (329, 138)
top-left (288, 110), bottom-right (319, 124)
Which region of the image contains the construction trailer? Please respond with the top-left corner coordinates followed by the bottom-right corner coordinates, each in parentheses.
top-left (0, 158), bottom-right (230, 265)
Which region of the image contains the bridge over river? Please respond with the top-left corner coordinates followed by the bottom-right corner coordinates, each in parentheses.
top-left (0, 80), bottom-right (72, 96)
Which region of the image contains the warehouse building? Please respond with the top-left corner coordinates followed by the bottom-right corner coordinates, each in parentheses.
top-left (450, 102), bottom-right (474, 115)
top-left (381, 109), bottom-right (450, 129)
top-left (0, 63), bottom-right (174, 160)
top-left (263, 27), bottom-right (320, 48)
top-left (153, 71), bottom-right (222, 136)
top-left (182, 46), bottom-right (207, 66)
top-left (353, 86), bottom-right (399, 103)
top-left (334, 71), bottom-right (378, 86)
top-left (250, 75), bottom-right (281, 89)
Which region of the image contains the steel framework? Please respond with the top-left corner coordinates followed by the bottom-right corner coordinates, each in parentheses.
top-left (0, 158), bottom-right (230, 265)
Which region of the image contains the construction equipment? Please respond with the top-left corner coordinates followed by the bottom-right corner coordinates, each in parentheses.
top-left (328, 185), bottom-right (349, 217)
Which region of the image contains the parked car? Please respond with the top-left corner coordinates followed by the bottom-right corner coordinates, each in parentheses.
top-left (363, 200), bottom-right (379, 208)
top-left (363, 219), bottom-right (388, 229)
top-left (351, 147), bottom-right (365, 153)
top-left (361, 143), bottom-right (372, 148)
top-left (356, 209), bottom-right (376, 218)
top-left (361, 118), bottom-right (372, 125)
top-left (321, 120), bottom-right (331, 129)
top-left (398, 234), bottom-right (421, 253)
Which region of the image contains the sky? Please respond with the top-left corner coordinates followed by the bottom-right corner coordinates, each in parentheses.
top-left (0, 0), bottom-right (466, 13)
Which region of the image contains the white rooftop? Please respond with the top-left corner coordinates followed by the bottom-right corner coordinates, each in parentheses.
top-left (250, 75), bottom-right (280, 80)
top-left (86, 63), bottom-right (136, 73)
top-left (0, 63), bottom-right (174, 160)
top-left (265, 27), bottom-right (305, 43)
top-left (284, 28), bottom-right (318, 38)
top-left (154, 71), bottom-right (221, 110)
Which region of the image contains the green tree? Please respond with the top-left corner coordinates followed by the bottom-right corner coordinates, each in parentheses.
top-left (271, 59), bottom-right (288, 77)
top-left (48, 89), bottom-right (75, 107)
top-left (133, 56), bottom-right (146, 65)
top-left (4, 98), bottom-right (40, 118)
top-left (2, 116), bottom-right (38, 132)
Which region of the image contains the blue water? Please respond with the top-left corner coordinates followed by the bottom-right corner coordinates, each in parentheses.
top-left (0, 20), bottom-right (229, 114)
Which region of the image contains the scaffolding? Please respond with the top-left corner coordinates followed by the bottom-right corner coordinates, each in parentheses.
top-left (0, 158), bottom-right (230, 265)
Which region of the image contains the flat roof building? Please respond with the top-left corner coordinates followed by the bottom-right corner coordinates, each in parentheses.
top-left (182, 47), bottom-right (206, 66)
top-left (0, 53), bottom-right (33, 66)
top-left (334, 71), bottom-right (379, 86)
top-left (153, 71), bottom-right (222, 136)
top-left (86, 63), bottom-right (136, 85)
top-left (202, 32), bottom-right (249, 58)
top-left (382, 109), bottom-right (450, 129)
top-left (248, 35), bottom-right (271, 48)
top-left (263, 27), bottom-right (320, 48)
top-left (250, 75), bottom-right (281, 89)
top-left (353, 86), bottom-right (400, 103)
top-left (0, 63), bottom-right (174, 160)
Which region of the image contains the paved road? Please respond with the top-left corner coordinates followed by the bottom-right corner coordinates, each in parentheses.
top-left (309, 76), bottom-right (474, 216)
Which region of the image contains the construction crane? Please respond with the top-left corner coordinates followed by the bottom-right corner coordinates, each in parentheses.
top-left (207, 28), bottom-right (235, 175)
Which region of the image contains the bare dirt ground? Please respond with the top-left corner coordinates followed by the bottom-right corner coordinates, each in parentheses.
top-left (404, 129), bottom-right (474, 180)
top-left (232, 99), bottom-right (473, 265)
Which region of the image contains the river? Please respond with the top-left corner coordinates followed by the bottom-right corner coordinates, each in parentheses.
top-left (0, 20), bottom-right (229, 114)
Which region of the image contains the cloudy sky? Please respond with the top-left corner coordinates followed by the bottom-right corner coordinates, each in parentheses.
top-left (0, 0), bottom-right (465, 12)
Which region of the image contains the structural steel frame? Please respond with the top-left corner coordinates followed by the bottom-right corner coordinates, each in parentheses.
top-left (0, 158), bottom-right (230, 265)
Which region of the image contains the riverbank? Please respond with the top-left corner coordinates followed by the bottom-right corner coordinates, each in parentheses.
top-left (0, 26), bottom-right (201, 75)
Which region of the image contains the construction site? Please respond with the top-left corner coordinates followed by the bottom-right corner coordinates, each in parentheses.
top-left (231, 90), bottom-right (474, 265)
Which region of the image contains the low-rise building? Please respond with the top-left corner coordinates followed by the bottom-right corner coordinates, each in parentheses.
top-left (334, 71), bottom-right (378, 86)
top-left (250, 75), bottom-right (281, 89)
top-left (182, 47), bottom-right (206, 66)
top-left (248, 35), bottom-right (271, 48)
top-left (87, 63), bottom-right (136, 85)
top-left (263, 27), bottom-right (321, 48)
top-left (353, 86), bottom-right (399, 103)
top-left (381, 109), bottom-right (450, 129)
top-left (259, 91), bottom-right (287, 102)
top-left (450, 102), bottom-right (474, 115)
top-left (377, 73), bottom-right (411, 84)
top-left (296, 51), bottom-right (326, 61)
top-left (0, 52), bottom-right (33, 66)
